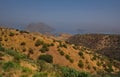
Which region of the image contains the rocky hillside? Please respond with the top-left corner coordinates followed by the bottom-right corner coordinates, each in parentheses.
top-left (0, 27), bottom-right (120, 77)
top-left (66, 34), bottom-right (120, 61)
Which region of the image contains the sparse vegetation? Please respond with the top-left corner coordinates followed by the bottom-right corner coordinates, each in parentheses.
top-left (9, 32), bottom-right (14, 36)
top-left (22, 48), bottom-right (26, 52)
top-left (50, 43), bottom-right (54, 46)
top-left (38, 54), bottom-right (53, 63)
top-left (3, 61), bottom-right (20, 71)
top-left (0, 45), bottom-right (5, 51)
top-left (65, 54), bottom-right (74, 63)
top-left (0, 37), bottom-right (2, 41)
top-left (35, 39), bottom-right (44, 46)
top-left (28, 48), bottom-right (34, 54)
top-left (39, 43), bottom-right (49, 53)
top-left (59, 50), bottom-right (64, 56)
top-left (20, 42), bottom-right (26, 46)
top-left (60, 67), bottom-right (90, 77)
top-left (78, 60), bottom-right (84, 68)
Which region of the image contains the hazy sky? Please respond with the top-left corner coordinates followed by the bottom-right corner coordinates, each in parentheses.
top-left (0, 0), bottom-right (120, 34)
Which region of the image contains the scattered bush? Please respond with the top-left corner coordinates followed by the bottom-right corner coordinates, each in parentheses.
top-left (3, 61), bottom-right (20, 71)
top-left (35, 39), bottom-right (44, 46)
top-left (73, 46), bottom-right (78, 50)
top-left (50, 43), bottom-right (54, 46)
top-left (60, 66), bottom-right (90, 77)
top-left (6, 49), bottom-right (27, 61)
top-left (33, 37), bottom-right (36, 41)
top-left (105, 64), bottom-right (113, 73)
top-left (78, 51), bottom-right (84, 59)
top-left (28, 48), bottom-right (34, 54)
top-left (96, 61), bottom-right (101, 66)
top-left (22, 48), bottom-right (26, 52)
top-left (0, 45), bottom-right (5, 51)
top-left (59, 50), bottom-right (64, 56)
top-left (20, 42), bottom-right (26, 46)
top-left (65, 54), bottom-right (74, 63)
top-left (39, 44), bottom-right (49, 53)
top-left (65, 54), bottom-right (70, 60)
top-left (20, 30), bottom-right (29, 34)
top-left (38, 54), bottom-right (53, 63)
top-left (22, 67), bottom-right (32, 73)
top-left (9, 32), bottom-right (14, 36)
top-left (32, 72), bottom-right (48, 77)
top-left (93, 66), bottom-right (96, 70)
top-left (0, 37), bottom-right (2, 41)
top-left (62, 44), bottom-right (67, 48)
top-left (4, 38), bottom-right (8, 41)
top-left (91, 55), bottom-right (97, 61)
top-left (78, 60), bottom-right (84, 68)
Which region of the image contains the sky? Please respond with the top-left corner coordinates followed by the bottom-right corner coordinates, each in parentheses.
top-left (0, 0), bottom-right (120, 34)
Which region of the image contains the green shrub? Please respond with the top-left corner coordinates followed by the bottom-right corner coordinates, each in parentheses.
top-left (22, 67), bottom-right (32, 73)
top-left (78, 51), bottom-right (83, 56)
top-left (9, 32), bottom-right (14, 36)
top-left (93, 66), bottom-right (96, 70)
top-left (0, 37), bottom-right (2, 41)
top-left (65, 54), bottom-right (70, 60)
top-left (0, 52), bottom-right (4, 57)
top-left (33, 37), bottom-right (36, 41)
top-left (59, 50), bottom-right (64, 56)
top-left (62, 44), bottom-right (67, 48)
top-left (32, 72), bottom-right (48, 77)
top-left (20, 42), bottom-right (26, 46)
top-left (20, 42), bottom-right (26, 45)
top-left (60, 66), bottom-right (90, 77)
top-left (50, 43), bottom-right (54, 46)
top-left (4, 38), bottom-right (8, 41)
top-left (73, 46), bottom-right (78, 50)
top-left (39, 44), bottom-right (49, 53)
top-left (105, 64), bottom-right (113, 73)
top-left (3, 61), bottom-right (20, 71)
top-left (69, 59), bottom-right (74, 63)
top-left (96, 61), bottom-right (101, 66)
top-left (92, 55), bottom-right (97, 61)
top-left (22, 48), bottom-right (26, 52)
top-left (0, 45), bottom-right (5, 51)
top-left (78, 60), bottom-right (84, 68)
top-left (35, 39), bottom-right (44, 46)
top-left (65, 54), bottom-right (74, 63)
top-left (20, 30), bottom-right (29, 34)
top-left (6, 49), bottom-right (27, 61)
top-left (28, 48), bottom-right (34, 54)
top-left (38, 54), bottom-right (53, 63)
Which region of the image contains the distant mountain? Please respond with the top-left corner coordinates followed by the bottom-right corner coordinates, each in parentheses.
top-left (26, 22), bottom-right (55, 33)
top-left (66, 34), bottom-right (120, 61)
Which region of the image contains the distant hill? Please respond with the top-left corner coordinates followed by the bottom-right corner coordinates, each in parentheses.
top-left (66, 34), bottom-right (120, 61)
top-left (26, 22), bottom-right (55, 33)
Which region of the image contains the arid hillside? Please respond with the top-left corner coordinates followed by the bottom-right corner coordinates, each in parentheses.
top-left (0, 27), bottom-right (120, 77)
top-left (66, 34), bottom-right (120, 61)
